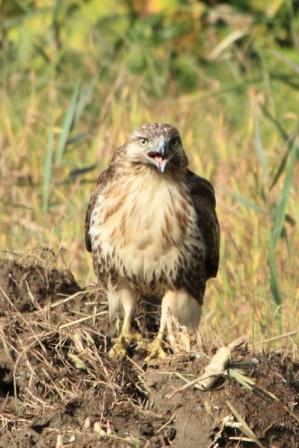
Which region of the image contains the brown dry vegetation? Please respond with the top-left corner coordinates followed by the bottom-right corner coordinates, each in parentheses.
top-left (0, 257), bottom-right (298, 447)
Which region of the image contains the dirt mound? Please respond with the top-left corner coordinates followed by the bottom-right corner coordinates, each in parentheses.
top-left (0, 255), bottom-right (81, 313)
top-left (0, 258), bottom-right (298, 447)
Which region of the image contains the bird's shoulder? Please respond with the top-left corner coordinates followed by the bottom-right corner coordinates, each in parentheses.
top-left (185, 169), bottom-right (220, 278)
top-left (185, 169), bottom-right (216, 207)
top-left (85, 165), bottom-right (115, 253)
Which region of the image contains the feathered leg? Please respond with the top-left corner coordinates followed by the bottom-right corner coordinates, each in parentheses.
top-left (108, 283), bottom-right (140, 358)
top-left (146, 289), bottom-right (202, 360)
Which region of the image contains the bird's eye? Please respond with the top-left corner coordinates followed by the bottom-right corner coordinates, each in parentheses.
top-left (170, 137), bottom-right (180, 148)
top-left (138, 137), bottom-right (149, 146)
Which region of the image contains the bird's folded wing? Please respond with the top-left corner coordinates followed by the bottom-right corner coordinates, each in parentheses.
top-left (85, 167), bottom-right (113, 252)
top-left (186, 169), bottom-right (220, 278)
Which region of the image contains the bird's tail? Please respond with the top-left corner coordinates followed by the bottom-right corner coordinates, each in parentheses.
top-left (160, 290), bottom-right (202, 353)
top-left (162, 289), bottom-right (202, 332)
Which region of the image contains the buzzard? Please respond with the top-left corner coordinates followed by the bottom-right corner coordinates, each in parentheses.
top-left (85, 123), bottom-right (220, 359)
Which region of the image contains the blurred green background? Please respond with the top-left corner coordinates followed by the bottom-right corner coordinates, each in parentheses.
top-left (0, 0), bottom-right (298, 347)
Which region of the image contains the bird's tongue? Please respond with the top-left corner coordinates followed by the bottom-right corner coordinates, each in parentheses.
top-left (155, 156), bottom-right (167, 173)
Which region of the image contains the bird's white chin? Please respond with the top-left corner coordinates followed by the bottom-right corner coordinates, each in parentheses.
top-left (146, 154), bottom-right (171, 173)
top-left (154, 157), bottom-right (167, 173)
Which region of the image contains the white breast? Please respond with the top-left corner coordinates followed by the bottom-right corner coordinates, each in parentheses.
top-left (89, 170), bottom-right (204, 288)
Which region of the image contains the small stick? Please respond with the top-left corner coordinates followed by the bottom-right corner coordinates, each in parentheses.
top-left (229, 436), bottom-right (262, 443)
top-left (253, 330), bottom-right (297, 347)
top-left (168, 337), bottom-right (247, 397)
top-left (167, 372), bottom-right (218, 399)
top-left (254, 384), bottom-right (299, 424)
top-left (50, 291), bottom-right (85, 308)
top-left (156, 413), bottom-right (175, 434)
top-left (59, 311), bottom-right (107, 329)
top-left (225, 400), bottom-right (266, 448)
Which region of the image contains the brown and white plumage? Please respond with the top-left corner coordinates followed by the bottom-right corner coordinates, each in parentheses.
top-left (85, 123), bottom-right (219, 357)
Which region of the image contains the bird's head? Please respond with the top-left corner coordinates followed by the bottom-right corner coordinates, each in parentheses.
top-left (124, 123), bottom-right (188, 174)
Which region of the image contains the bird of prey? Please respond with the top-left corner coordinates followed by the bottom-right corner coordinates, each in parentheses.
top-left (85, 123), bottom-right (220, 359)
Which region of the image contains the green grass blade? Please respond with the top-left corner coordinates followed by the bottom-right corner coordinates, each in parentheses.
top-left (271, 141), bottom-right (297, 246)
top-left (68, 163), bottom-right (98, 181)
top-left (270, 134), bottom-right (298, 190)
top-left (43, 128), bottom-right (54, 212)
top-left (268, 243), bottom-right (282, 305)
top-left (254, 118), bottom-right (269, 181)
top-left (271, 72), bottom-right (299, 90)
top-left (267, 141), bottom-right (297, 306)
top-left (262, 105), bottom-right (289, 142)
top-left (56, 81), bottom-right (81, 166)
top-left (229, 191), bottom-right (262, 213)
top-left (227, 368), bottom-right (255, 391)
top-left (271, 50), bottom-right (299, 75)
top-left (261, 106), bottom-right (299, 190)
top-left (270, 145), bottom-right (292, 190)
top-left (75, 74), bottom-right (99, 123)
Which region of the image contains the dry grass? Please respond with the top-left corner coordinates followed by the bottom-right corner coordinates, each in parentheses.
top-left (0, 305), bottom-right (148, 446)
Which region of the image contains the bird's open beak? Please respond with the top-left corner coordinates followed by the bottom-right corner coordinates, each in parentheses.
top-left (146, 138), bottom-right (169, 173)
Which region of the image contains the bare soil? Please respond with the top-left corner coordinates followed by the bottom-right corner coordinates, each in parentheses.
top-left (0, 256), bottom-right (298, 448)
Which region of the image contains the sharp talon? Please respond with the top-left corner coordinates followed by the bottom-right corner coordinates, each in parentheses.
top-left (108, 331), bottom-right (144, 358)
top-left (130, 332), bottom-right (143, 343)
top-left (145, 338), bottom-right (167, 361)
top-left (108, 337), bottom-right (128, 359)
top-left (136, 338), bottom-right (149, 351)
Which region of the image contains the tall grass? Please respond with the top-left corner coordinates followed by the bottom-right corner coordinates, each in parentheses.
top-left (0, 1), bottom-right (298, 349)
top-left (269, 141), bottom-right (297, 306)
top-left (55, 81), bottom-right (81, 166)
top-left (43, 127), bottom-right (54, 212)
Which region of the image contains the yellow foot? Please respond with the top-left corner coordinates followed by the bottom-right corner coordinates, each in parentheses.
top-left (145, 338), bottom-right (167, 361)
top-left (108, 336), bottom-right (128, 359)
top-left (108, 332), bottom-right (143, 359)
